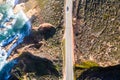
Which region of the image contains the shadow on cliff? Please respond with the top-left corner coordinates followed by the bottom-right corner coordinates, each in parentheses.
top-left (17, 0), bottom-right (29, 4)
top-left (77, 65), bottom-right (120, 80)
top-left (9, 52), bottom-right (59, 80)
top-left (14, 15), bottom-right (56, 51)
top-left (24, 25), bottom-right (56, 43)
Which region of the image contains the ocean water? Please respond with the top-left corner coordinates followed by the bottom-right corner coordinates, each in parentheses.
top-left (0, 0), bottom-right (31, 79)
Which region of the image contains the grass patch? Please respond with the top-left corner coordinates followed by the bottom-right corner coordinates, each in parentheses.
top-left (75, 61), bottom-right (99, 69)
top-left (36, 0), bottom-right (48, 9)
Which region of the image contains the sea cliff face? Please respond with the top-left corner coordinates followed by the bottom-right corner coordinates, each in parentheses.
top-left (8, 0), bottom-right (64, 80)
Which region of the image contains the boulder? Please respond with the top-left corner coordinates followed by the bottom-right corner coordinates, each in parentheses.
top-left (38, 23), bottom-right (54, 30)
top-left (38, 23), bottom-right (56, 40)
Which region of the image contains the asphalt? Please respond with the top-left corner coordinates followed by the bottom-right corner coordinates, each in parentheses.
top-left (64, 0), bottom-right (74, 80)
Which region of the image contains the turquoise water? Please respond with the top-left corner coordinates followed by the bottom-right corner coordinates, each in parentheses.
top-left (0, 0), bottom-right (31, 79)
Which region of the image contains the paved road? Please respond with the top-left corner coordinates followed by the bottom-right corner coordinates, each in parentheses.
top-left (64, 0), bottom-right (74, 80)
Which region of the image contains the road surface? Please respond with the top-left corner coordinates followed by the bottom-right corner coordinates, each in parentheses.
top-left (64, 0), bottom-right (74, 80)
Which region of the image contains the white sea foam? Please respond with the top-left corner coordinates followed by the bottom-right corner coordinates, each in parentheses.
top-left (0, 0), bottom-right (31, 79)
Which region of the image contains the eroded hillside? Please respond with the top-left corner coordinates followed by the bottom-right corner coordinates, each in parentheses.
top-left (6, 0), bottom-right (64, 80)
top-left (74, 0), bottom-right (120, 79)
